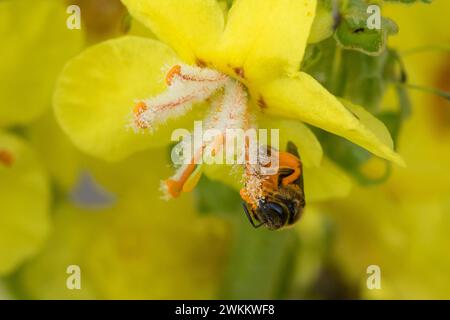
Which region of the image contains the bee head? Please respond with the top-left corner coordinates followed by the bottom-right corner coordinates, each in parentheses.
top-left (255, 185), bottom-right (305, 230)
top-left (254, 200), bottom-right (287, 230)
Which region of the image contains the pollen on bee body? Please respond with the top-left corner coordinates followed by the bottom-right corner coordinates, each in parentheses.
top-left (0, 149), bottom-right (14, 167)
top-left (243, 163), bottom-right (267, 205)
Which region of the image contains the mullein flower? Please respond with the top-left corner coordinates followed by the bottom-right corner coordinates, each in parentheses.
top-left (0, 132), bottom-right (50, 275)
top-left (54, 0), bottom-right (403, 202)
top-left (0, 0), bottom-right (82, 127)
top-left (17, 148), bottom-right (230, 299)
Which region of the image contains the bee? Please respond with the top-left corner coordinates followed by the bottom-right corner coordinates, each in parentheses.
top-left (240, 141), bottom-right (305, 230)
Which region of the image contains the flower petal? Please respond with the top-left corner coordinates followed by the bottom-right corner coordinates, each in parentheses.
top-left (54, 36), bottom-right (205, 161)
top-left (256, 115), bottom-right (323, 168)
top-left (28, 112), bottom-right (88, 191)
top-left (215, 0), bottom-right (316, 83)
top-left (304, 157), bottom-right (352, 202)
top-left (259, 72), bottom-right (405, 166)
top-left (0, 132), bottom-right (50, 275)
top-left (121, 0), bottom-right (224, 63)
top-left (0, 0), bottom-right (82, 127)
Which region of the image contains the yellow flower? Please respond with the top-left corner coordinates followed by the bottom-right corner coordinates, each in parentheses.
top-left (17, 148), bottom-right (230, 299)
top-left (0, 132), bottom-right (50, 275)
top-left (54, 0), bottom-right (402, 203)
top-left (0, 0), bottom-right (82, 127)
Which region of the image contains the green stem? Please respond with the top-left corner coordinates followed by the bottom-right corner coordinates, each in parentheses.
top-left (330, 45), bottom-right (343, 95)
top-left (392, 81), bottom-right (450, 101)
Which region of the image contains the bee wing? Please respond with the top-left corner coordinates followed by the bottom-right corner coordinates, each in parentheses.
top-left (286, 141), bottom-right (304, 191)
top-left (286, 141), bottom-right (300, 158)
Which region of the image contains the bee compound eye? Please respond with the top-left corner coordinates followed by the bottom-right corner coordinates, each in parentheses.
top-left (266, 202), bottom-right (284, 217)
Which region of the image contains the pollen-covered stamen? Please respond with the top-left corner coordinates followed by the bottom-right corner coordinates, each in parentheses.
top-left (166, 64), bottom-right (228, 85)
top-left (161, 162), bottom-right (199, 199)
top-left (132, 64), bottom-right (229, 132)
top-left (162, 83), bottom-right (250, 200)
top-left (161, 143), bottom-right (205, 200)
top-left (0, 150), bottom-right (14, 167)
top-left (205, 80), bottom-right (248, 133)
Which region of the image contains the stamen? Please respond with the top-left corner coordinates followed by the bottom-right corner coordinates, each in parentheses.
top-left (0, 150), bottom-right (14, 167)
top-left (169, 64), bottom-right (228, 84)
top-left (205, 80), bottom-right (248, 133)
top-left (161, 162), bottom-right (200, 200)
top-left (131, 63), bottom-right (271, 202)
top-left (132, 64), bottom-right (229, 132)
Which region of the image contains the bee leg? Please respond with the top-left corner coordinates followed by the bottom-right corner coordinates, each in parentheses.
top-left (242, 203), bottom-right (265, 228)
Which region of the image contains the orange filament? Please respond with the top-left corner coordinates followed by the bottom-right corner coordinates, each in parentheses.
top-left (0, 150), bottom-right (13, 167)
top-left (133, 101), bottom-right (149, 129)
top-left (163, 162), bottom-right (198, 198)
top-left (163, 140), bottom-right (211, 198)
top-left (165, 65), bottom-right (182, 86)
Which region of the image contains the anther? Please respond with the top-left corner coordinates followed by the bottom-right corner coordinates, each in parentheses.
top-left (133, 101), bottom-right (149, 129)
top-left (166, 64), bottom-right (228, 85)
top-left (165, 65), bottom-right (182, 86)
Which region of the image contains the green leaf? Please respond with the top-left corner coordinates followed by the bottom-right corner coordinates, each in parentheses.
top-left (335, 2), bottom-right (398, 56)
top-left (194, 175), bottom-right (242, 216)
top-left (339, 50), bottom-right (390, 111)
